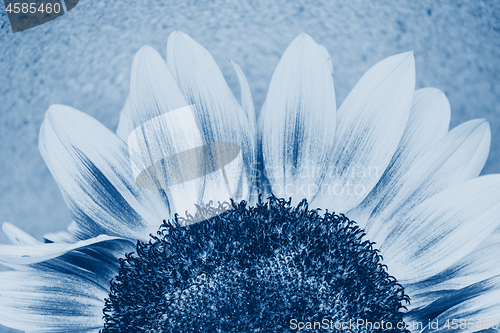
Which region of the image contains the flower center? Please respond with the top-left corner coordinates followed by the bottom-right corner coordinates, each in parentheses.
top-left (101, 197), bottom-right (409, 332)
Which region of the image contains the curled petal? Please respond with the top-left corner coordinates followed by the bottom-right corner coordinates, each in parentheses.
top-left (230, 60), bottom-right (256, 139)
top-left (0, 234), bottom-right (119, 267)
top-left (2, 223), bottom-right (40, 245)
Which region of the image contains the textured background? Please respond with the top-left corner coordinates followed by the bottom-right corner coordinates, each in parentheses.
top-left (0, 0), bottom-right (499, 331)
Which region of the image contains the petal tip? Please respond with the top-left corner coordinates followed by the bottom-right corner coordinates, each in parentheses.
top-left (472, 118), bottom-right (489, 130)
top-left (167, 30), bottom-right (191, 46)
top-left (480, 119), bottom-right (490, 132)
top-left (134, 45), bottom-right (163, 65)
top-left (293, 32), bottom-right (316, 47)
top-left (388, 51), bottom-right (415, 69)
top-left (45, 104), bottom-right (73, 123)
top-left (402, 50), bottom-right (415, 64)
top-left (137, 44), bottom-right (155, 54)
top-left (1, 222), bottom-right (13, 233)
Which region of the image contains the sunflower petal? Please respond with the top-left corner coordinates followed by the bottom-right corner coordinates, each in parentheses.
top-left (312, 52), bottom-right (415, 213)
top-left (44, 222), bottom-right (81, 243)
top-left (116, 95), bottom-right (131, 142)
top-left (260, 33), bottom-right (336, 204)
top-left (382, 175), bottom-right (500, 283)
top-left (39, 104), bottom-right (169, 240)
top-left (2, 223), bottom-right (40, 245)
top-left (32, 239), bottom-right (133, 290)
top-left (407, 234), bottom-right (500, 296)
top-left (117, 44), bottom-right (186, 142)
top-left (367, 119), bottom-right (490, 245)
top-left (128, 105), bottom-right (247, 219)
top-left (129, 45), bottom-right (188, 128)
top-left (406, 276), bottom-right (500, 324)
top-left (231, 60), bottom-right (258, 201)
top-left (423, 282), bottom-right (500, 333)
top-left (230, 60), bottom-right (256, 137)
top-left (0, 271), bottom-right (106, 332)
top-left (43, 221), bottom-right (95, 244)
top-left (349, 88), bottom-right (451, 226)
top-left (0, 234), bottom-right (119, 267)
top-left (166, 31), bottom-right (254, 198)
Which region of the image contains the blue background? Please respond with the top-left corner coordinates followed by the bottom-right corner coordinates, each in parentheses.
top-left (0, 1), bottom-right (499, 331)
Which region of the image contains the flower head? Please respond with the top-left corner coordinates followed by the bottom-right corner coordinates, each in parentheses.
top-left (1, 31), bottom-right (499, 333)
top-left (102, 197), bottom-right (408, 332)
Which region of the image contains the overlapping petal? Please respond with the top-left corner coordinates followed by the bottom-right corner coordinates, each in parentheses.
top-left (405, 234), bottom-right (500, 301)
top-left (382, 175), bottom-right (500, 283)
top-left (349, 88), bottom-right (451, 226)
top-left (43, 221), bottom-right (89, 243)
top-left (2, 222), bottom-right (40, 245)
top-left (0, 234), bottom-right (118, 267)
top-left (166, 31), bottom-right (254, 200)
top-left (426, 285), bottom-right (500, 333)
top-left (116, 96), bottom-right (132, 142)
top-left (312, 51), bottom-right (415, 213)
top-left (39, 104), bottom-right (169, 240)
top-left (366, 118), bottom-right (490, 244)
top-left (405, 276), bottom-right (500, 325)
top-left (129, 45), bottom-right (189, 128)
top-left (230, 60), bottom-right (256, 140)
top-left (0, 271), bottom-right (106, 332)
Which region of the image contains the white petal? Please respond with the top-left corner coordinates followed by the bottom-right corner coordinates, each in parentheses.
top-left (367, 118), bottom-right (490, 244)
top-left (44, 221), bottom-right (95, 243)
top-left (0, 234), bottom-right (118, 267)
top-left (406, 276), bottom-right (500, 325)
top-left (318, 44), bottom-right (333, 74)
top-left (166, 31), bottom-right (254, 195)
top-left (129, 45), bottom-right (188, 128)
top-left (260, 33), bottom-right (336, 204)
top-left (382, 175), bottom-right (500, 283)
top-left (44, 222), bottom-right (81, 243)
top-left (230, 60), bottom-right (256, 136)
top-left (115, 95), bottom-right (131, 142)
top-left (423, 282), bottom-right (500, 333)
top-left (312, 52), bottom-right (415, 213)
top-left (349, 88), bottom-right (451, 226)
top-left (117, 42), bottom-right (187, 142)
top-left (33, 238), bottom-right (132, 290)
top-left (39, 104), bottom-right (169, 240)
top-left (231, 60), bottom-right (258, 202)
top-left (2, 223), bottom-right (40, 245)
top-left (128, 105), bottom-right (247, 220)
top-left (407, 234), bottom-right (500, 295)
top-left (0, 271), bottom-right (106, 332)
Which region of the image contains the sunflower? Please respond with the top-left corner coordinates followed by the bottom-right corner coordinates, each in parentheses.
top-left (1, 31), bottom-right (499, 333)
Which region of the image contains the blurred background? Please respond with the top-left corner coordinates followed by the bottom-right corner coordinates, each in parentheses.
top-left (0, 0), bottom-right (499, 331)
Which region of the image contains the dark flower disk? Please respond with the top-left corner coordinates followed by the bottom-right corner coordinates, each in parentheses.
top-left (102, 197), bottom-right (409, 332)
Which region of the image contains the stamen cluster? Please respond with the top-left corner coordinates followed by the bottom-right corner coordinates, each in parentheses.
top-left (102, 197), bottom-right (409, 332)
